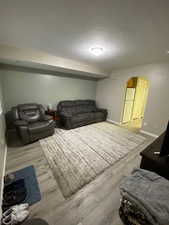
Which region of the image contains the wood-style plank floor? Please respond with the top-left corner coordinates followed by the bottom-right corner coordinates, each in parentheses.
top-left (6, 129), bottom-right (154, 225)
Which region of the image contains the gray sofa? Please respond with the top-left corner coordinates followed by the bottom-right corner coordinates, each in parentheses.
top-left (57, 100), bottom-right (107, 129)
top-left (11, 103), bottom-right (55, 144)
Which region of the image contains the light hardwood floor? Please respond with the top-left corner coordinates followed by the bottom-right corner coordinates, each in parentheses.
top-left (6, 128), bottom-right (154, 225)
top-left (121, 119), bottom-right (143, 131)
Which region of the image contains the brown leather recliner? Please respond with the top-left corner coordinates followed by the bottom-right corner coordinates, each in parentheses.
top-left (11, 103), bottom-right (55, 144)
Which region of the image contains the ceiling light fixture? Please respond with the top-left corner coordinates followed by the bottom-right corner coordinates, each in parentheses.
top-left (167, 50), bottom-right (169, 54)
top-left (90, 47), bottom-right (104, 56)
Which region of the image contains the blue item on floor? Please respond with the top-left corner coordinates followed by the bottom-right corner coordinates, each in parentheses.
top-left (13, 165), bottom-right (41, 206)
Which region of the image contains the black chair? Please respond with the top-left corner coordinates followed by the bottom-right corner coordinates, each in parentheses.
top-left (57, 100), bottom-right (107, 129)
top-left (11, 103), bottom-right (55, 144)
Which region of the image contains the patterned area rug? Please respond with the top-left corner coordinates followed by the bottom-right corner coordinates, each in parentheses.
top-left (40, 122), bottom-right (146, 198)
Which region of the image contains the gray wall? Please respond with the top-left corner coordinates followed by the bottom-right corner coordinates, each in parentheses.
top-left (0, 75), bottom-right (6, 218)
top-left (0, 70), bottom-right (97, 112)
top-left (96, 62), bottom-right (169, 135)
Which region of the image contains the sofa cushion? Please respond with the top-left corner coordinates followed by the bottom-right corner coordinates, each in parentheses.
top-left (61, 107), bottom-right (77, 116)
top-left (75, 106), bottom-right (90, 114)
top-left (58, 100), bottom-right (97, 116)
top-left (75, 100), bottom-right (96, 113)
top-left (71, 112), bottom-right (93, 123)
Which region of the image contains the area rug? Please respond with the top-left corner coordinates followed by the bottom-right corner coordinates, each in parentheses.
top-left (40, 122), bottom-right (146, 198)
top-left (3, 166), bottom-right (41, 209)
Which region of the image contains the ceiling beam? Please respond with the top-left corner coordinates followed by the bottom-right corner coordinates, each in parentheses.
top-left (0, 45), bottom-right (108, 79)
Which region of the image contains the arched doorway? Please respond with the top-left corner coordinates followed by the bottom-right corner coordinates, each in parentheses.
top-left (121, 77), bottom-right (149, 130)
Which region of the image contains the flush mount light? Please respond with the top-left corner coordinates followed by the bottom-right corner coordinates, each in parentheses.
top-left (90, 47), bottom-right (104, 56)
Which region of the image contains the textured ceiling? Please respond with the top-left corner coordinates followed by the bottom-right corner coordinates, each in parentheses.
top-left (1, 0), bottom-right (169, 73)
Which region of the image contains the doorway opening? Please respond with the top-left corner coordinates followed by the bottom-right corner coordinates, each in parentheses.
top-left (121, 77), bottom-right (149, 130)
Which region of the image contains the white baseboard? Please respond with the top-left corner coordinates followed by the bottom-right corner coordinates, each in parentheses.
top-left (140, 129), bottom-right (158, 138)
top-left (0, 144), bottom-right (7, 220)
top-left (107, 119), bottom-right (120, 126)
top-left (107, 119), bottom-right (158, 138)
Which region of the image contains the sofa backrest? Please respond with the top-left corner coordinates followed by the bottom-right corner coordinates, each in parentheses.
top-left (14, 103), bottom-right (45, 123)
top-left (57, 100), bottom-right (96, 115)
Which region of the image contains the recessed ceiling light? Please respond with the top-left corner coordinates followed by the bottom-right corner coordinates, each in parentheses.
top-left (167, 50), bottom-right (169, 54)
top-left (90, 47), bottom-right (104, 56)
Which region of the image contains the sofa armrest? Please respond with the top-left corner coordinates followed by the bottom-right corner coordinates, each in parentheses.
top-left (95, 108), bottom-right (107, 113)
top-left (14, 120), bottom-right (28, 126)
top-left (59, 112), bottom-right (72, 129)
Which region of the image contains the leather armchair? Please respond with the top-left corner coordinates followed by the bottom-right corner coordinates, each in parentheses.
top-left (11, 103), bottom-right (55, 144)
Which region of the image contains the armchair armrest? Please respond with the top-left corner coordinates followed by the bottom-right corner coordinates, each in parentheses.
top-left (41, 115), bottom-right (53, 121)
top-left (14, 120), bottom-right (30, 144)
top-left (14, 120), bottom-right (28, 126)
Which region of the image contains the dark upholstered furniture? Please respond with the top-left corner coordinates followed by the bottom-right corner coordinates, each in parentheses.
top-left (140, 132), bottom-right (169, 180)
top-left (57, 100), bottom-right (107, 129)
top-left (11, 103), bottom-right (55, 144)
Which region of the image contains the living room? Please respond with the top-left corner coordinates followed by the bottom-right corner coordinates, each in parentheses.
top-left (0, 1), bottom-right (169, 225)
